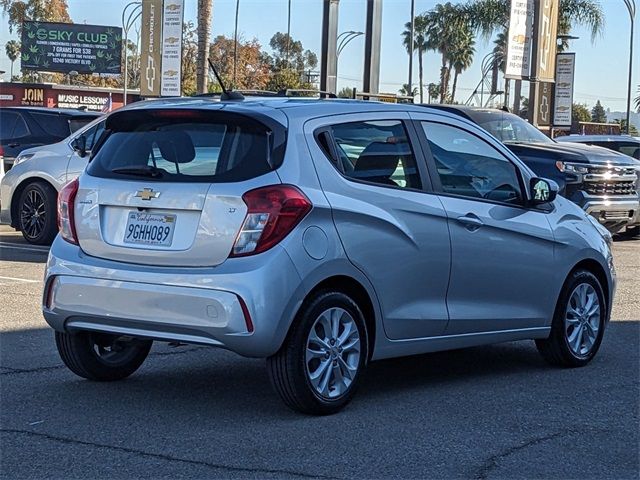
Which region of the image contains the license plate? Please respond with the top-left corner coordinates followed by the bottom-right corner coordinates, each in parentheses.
top-left (124, 212), bottom-right (176, 246)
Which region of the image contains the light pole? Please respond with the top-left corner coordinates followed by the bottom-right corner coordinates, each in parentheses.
top-left (623, 0), bottom-right (636, 135)
top-left (408, 0), bottom-right (415, 98)
top-left (122, 1), bottom-right (142, 106)
top-left (335, 30), bottom-right (363, 93)
top-left (233, 0), bottom-right (240, 87)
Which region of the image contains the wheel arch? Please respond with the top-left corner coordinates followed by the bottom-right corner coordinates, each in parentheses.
top-left (10, 176), bottom-right (59, 229)
top-left (302, 275), bottom-right (377, 360)
top-left (566, 258), bottom-right (611, 319)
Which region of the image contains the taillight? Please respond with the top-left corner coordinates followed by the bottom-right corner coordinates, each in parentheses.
top-left (57, 178), bottom-right (79, 245)
top-left (230, 185), bottom-right (312, 257)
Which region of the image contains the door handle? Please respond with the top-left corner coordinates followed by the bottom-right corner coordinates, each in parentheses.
top-left (7, 143), bottom-right (20, 148)
top-left (456, 213), bottom-right (484, 231)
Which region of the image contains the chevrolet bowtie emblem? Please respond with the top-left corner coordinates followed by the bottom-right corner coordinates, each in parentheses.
top-left (135, 188), bottom-right (160, 201)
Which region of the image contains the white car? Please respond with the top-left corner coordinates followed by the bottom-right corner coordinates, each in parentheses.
top-left (0, 116), bottom-right (105, 244)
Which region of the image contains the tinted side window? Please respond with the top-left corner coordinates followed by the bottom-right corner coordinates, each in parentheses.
top-left (30, 112), bottom-right (71, 138)
top-left (0, 112), bottom-right (19, 140)
top-left (78, 121), bottom-right (106, 151)
top-left (422, 122), bottom-right (523, 205)
top-left (326, 120), bottom-right (422, 190)
top-left (12, 114), bottom-right (30, 138)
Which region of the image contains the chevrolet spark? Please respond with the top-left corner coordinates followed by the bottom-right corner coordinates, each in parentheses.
top-left (43, 98), bottom-right (615, 415)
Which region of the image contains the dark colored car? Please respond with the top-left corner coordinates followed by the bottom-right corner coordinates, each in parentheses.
top-left (426, 106), bottom-right (640, 234)
top-left (0, 107), bottom-right (101, 173)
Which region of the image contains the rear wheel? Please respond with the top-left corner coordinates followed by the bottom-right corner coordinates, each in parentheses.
top-left (55, 331), bottom-right (152, 381)
top-left (267, 292), bottom-right (368, 415)
top-left (536, 270), bottom-right (606, 367)
top-left (18, 182), bottom-right (58, 245)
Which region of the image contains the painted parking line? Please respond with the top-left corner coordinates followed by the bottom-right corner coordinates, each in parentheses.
top-left (0, 242), bottom-right (50, 253)
top-left (0, 276), bottom-right (41, 283)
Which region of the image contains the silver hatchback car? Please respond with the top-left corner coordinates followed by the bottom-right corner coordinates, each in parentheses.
top-left (44, 98), bottom-right (615, 414)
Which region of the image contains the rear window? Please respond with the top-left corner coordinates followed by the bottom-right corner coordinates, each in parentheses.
top-left (87, 111), bottom-right (285, 183)
top-left (69, 116), bottom-right (99, 133)
top-left (29, 112), bottom-right (72, 138)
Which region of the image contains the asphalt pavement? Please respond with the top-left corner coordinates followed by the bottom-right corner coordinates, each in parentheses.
top-left (1, 224), bottom-right (638, 479)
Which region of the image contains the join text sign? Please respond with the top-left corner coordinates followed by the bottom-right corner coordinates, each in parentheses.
top-left (21, 21), bottom-right (122, 75)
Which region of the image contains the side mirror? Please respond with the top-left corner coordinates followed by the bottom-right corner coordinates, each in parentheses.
top-left (529, 177), bottom-right (558, 205)
top-left (71, 136), bottom-right (87, 158)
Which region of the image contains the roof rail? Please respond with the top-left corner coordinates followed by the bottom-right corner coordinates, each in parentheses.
top-left (281, 89), bottom-right (337, 99)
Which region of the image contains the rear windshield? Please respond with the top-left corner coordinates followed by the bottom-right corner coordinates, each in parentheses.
top-left (87, 111), bottom-right (284, 183)
top-left (29, 112), bottom-right (72, 138)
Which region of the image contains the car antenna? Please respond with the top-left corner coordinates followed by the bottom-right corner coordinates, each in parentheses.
top-left (207, 59), bottom-right (244, 101)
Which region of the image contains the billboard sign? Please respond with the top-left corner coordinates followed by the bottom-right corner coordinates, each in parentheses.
top-left (505, 0), bottom-right (534, 79)
top-left (140, 0), bottom-right (184, 97)
top-left (21, 21), bottom-right (122, 74)
top-left (140, 0), bottom-right (163, 96)
top-left (160, 0), bottom-right (184, 96)
top-left (534, 0), bottom-right (559, 82)
top-left (553, 53), bottom-right (576, 127)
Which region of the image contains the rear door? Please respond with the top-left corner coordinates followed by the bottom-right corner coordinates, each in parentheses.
top-left (305, 112), bottom-right (451, 339)
top-left (412, 112), bottom-right (556, 334)
top-left (74, 108), bottom-right (285, 267)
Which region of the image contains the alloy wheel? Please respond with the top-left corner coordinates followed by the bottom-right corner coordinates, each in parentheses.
top-left (565, 283), bottom-right (601, 357)
top-left (305, 307), bottom-right (361, 399)
top-left (20, 188), bottom-right (46, 240)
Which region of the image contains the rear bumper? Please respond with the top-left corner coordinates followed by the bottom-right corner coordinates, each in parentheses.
top-left (43, 237), bottom-right (305, 358)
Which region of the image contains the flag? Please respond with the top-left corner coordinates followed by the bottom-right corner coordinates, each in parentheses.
top-left (101, 93), bottom-right (113, 113)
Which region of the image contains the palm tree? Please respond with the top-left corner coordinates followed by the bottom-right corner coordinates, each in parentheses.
top-left (196, 0), bottom-right (213, 94)
top-left (449, 30), bottom-right (475, 103)
top-left (399, 83), bottom-right (418, 97)
top-left (402, 15), bottom-right (429, 103)
top-left (428, 83), bottom-right (441, 103)
top-left (423, 2), bottom-right (468, 103)
top-left (466, 0), bottom-right (605, 42)
top-left (492, 31), bottom-right (507, 73)
top-left (5, 40), bottom-right (20, 79)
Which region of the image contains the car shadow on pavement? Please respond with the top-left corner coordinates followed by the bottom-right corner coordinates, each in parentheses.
top-left (3, 322), bottom-right (638, 420)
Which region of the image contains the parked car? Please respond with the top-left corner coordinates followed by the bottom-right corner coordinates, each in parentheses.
top-left (44, 98), bottom-right (615, 414)
top-left (556, 134), bottom-right (640, 159)
top-left (556, 134), bottom-right (640, 237)
top-left (0, 107), bottom-right (101, 174)
top-left (0, 116), bottom-right (106, 244)
top-left (427, 106), bottom-right (639, 235)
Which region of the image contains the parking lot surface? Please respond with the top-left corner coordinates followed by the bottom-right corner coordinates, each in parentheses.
top-left (1, 224), bottom-right (638, 479)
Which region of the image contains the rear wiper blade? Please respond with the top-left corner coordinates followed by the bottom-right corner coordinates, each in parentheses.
top-left (111, 166), bottom-right (163, 178)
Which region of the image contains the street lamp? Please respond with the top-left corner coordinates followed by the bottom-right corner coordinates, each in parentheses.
top-left (623, 0), bottom-right (636, 135)
top-left (122, 1), bottom-right (142, 105)
top-left (337, 31), bottom-right (364, 57)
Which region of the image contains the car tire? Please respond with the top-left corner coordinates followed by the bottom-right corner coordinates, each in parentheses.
top-left (18, 181), bottom-right (58, 245)
top-left (266, 291), bottom-right (368, 415)
top-left (536, 269), bottom-right (606, 368)
top-left (55, 331), bottom-right (152, 381)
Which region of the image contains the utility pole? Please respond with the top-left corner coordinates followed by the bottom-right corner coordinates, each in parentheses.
top-left (363, 0), bottom-right (383, 95)
top-left (319, 0), bottom-right (339, 94)
top-left (407, 0), bottom-right (415, 98)
top-left (527, 0), bottom-right (542, 126)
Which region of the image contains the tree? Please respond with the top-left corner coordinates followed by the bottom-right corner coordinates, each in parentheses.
top-left (1, 0), bottom-right (71, 34)
top-left (398, 84), bottom-right (418, 97)
top-left (615, 119), bottom-right (639, 136)
top-left (635, 85), bottom-right (640, 113)
top-left (196, 0), bottom-right (213, 94)
top-left (265, 32), bottom-right (317, 91)
top-left (428, 83), bottom-right (441, 103)
top-left (591, 100), bottom-right (607, 123)
top-left (422, 2), bottom-right (470, 103)
top-left (5, 40), bottom-right (20, 78)
top-left (181, 21), bottom-right (198, 96)
top-left (337, 86), bottom-right (355, 99)
top-left (572, 103), bottom-right (591, 123)
top-left (449, 29), bottom-right (475, 103)
top-left (209, 35), bottom-right (271, 91)
top-left (402, 14), bottom-right (429, 103)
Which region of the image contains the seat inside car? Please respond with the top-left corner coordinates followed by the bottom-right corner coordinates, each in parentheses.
top-left (353, 141), bottom-right (403, 187)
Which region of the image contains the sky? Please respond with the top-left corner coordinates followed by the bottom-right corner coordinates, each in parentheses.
top-left (0, 0), bottom-right (638, 113)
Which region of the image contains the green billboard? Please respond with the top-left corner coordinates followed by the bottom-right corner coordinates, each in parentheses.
top-left (21, 21), bottom-right (122, 75)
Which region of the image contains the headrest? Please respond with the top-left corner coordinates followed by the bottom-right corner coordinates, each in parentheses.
top-left (151, 130), bottom-right (195, 164)
top-left (355, 141), bottom-right (404, 172)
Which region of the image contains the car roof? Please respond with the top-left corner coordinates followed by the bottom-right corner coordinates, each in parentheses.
top-left (556, 134), bottom-right (640, 143)
top-left (116, 96), bottom-right (465, 123)
top-left (0, 106), bottom-right (102, 116)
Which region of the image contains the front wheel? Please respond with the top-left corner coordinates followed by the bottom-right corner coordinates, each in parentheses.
top-left (267, 292), bottom-right (368, 415)
top-left (536, 269), bottom-right (606, 367)
top-left (55, 331), bottom-right (152, 381)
